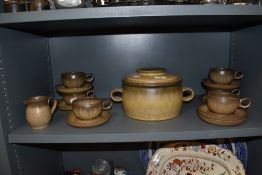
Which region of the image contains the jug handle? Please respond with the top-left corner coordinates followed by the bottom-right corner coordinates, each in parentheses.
top-left (49, 97), bottom-right (57, 114)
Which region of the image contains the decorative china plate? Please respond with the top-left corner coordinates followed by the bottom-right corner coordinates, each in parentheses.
top-left (146, 144), bottom-right (245, 175)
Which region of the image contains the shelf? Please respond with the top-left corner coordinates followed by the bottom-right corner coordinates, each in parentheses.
top-left (1, 5), bottom-right (262, 36)
top-left (8, 97), bottom-right (262, 143)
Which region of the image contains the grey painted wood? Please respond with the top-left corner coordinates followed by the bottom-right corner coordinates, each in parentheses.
top-left (0, 27), bottom-right (63, 175)
top-left (49, 33), bottom-right (229, 98)
top-left (231, 25), bottom-right (262, 174)
top-left (8, 97), bottom-right (262, 143)
top-left (247, 137), bottom-right (262, 174)
top-left (0, 6), bottom-right (262, 35)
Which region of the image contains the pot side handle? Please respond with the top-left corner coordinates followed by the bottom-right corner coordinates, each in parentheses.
top-left (111, 88), bottom-right (123, 102)
top-left (182, 87), bottom-right (194, 102)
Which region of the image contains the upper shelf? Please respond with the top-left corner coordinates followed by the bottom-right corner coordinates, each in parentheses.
top-left (8, 98), bottom-right (262, 144)
top-left (0, 5), bottom-right (262, 36)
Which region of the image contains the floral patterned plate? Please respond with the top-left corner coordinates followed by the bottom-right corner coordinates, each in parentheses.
top-left (146, 144), bottom-right (245, 175)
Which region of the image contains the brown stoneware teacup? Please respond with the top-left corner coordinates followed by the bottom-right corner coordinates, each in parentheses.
top-left (208, 68), bottom-right (243, 84)
top-left (61, 72), bottom-right (94, 88)
top-left (63, 90), bottom-right (95, 105)
top-left (72, 97), bottom-right (112, 120)
top-left (24, 96), bottom-right (57, 129)
top-left (206, 91), bottom-right (251, 115)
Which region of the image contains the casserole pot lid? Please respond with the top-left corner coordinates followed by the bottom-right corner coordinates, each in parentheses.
top-left (123, 67), bottom-right (182, 87)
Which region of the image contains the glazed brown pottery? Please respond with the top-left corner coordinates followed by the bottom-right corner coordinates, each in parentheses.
top-left (111, 67), bottom-right (194, 121)
top-left (63, 90), bottom-right (95, 105)
top-left (61, 72), bottom-right (94, 88)
top-left (198, 104), bottom-right (247, 126)
top-left (25, 96), bottom-right (57, 129)
top-left (66, 110), bottom-right (111, 128)
top-left (202, 88), bottom-right (240, 104)
top-left (208, 68), bottom-right (243, 84)
top-left (206, 91), bottom-right (251, 115)
top-left (56, 83), bottom-right (92, 94)
top-left (4, 0), bottom-right (21, 12)
top-left (72, 97), bottom-right (112, 120)
top-left (29, 0), bottom-right (49, 11)
top-left (58, 100), bottom-right (72, 111)
top-left (202, 79), bottom-right (240, 90)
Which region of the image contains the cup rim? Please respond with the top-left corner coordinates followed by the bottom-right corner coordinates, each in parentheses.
top-left (207, 91), bottom-right (238, 99)
top-left (209, 67), bottom-right (233, 72)
top-left (61, 72), bottom-right (86, 78)
top-left (72, 97), bottom-right (101, 106)
top-left (25, 96), bottom-right (49, 103)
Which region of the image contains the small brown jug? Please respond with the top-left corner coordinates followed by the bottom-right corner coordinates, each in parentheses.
top-left (25, 96), bottom-right (57, 129)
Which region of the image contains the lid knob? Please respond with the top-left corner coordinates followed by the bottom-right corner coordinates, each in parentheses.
top-left (136, 67), bottom-right (166, 77)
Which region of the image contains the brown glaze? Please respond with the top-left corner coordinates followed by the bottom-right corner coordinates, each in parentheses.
top-left (63, 90), bottom-right (95, 105)
top-left (72, 97), bottom-right (112, 120)
top-left (202, 79), bottom-right (240, 90)
top-left (56, 83), bottom-right (92, 94)
top-left (66, 110), bottom-right (111, 128)
top-left (58, 100), bottom-right (72, 111)
top-left (111, 85), bottom-right (194, 121)
top-left (111, 67), bottom-right (194, 121)
top-left (29, 0), bottom-right (49, 11)
top-left (24, 96), bottom-right (57, 129)
top-left (208, 68), bottom-right (243, 84)
top-left (4, 0), bottom-right (21, 12)
top-left (206, 91), bottom-right (251, 115)
top-left (61, 72), bottom-right (94, 88)
top-left (198, 104), bottom-right (247, 126)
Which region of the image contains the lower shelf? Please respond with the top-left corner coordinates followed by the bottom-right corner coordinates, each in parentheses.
top-left (8, 97), bottom-right (262, 143)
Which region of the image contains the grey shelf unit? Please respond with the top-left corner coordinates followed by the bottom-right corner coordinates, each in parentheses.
top-left (0, 5), bottom-right (262, 175)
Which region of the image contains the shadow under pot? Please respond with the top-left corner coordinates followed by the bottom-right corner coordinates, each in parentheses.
top-left (111, 67), bottom-right (194, 121)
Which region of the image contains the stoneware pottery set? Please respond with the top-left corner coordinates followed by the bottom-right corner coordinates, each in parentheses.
top-left (111, 67), bottom-right (194, 121)
top-left (24, 71), bottom-right (112, 129)
top-left (146, 142), bottom-right (246, 175)
top-left (198, 68), bottom-right (251, 125)
top-left (24, 67), bottom-right (251, 129)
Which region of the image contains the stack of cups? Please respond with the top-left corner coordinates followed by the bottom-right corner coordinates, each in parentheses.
top-left (199, 67), bottom-right (251, 125)
top-left (56, 72), bottom-right (95, 109)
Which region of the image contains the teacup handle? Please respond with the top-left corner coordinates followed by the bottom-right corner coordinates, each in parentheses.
top-left (48, 97), bottom-right (57, 114)
top-left (234, 71), bottom-right (243, 80)
top-left (232, 89), bottom-right (240, 96)
top-left (182, 87), bottom-right (194, 102)
top-left (86, 90), bottom-right (95, 98)
top-left (86, 73), bottom-right (94, 83)
top-left (111, 88), bottom-right (123, 102)
top-left (239, 98), bottom-right (251, 109)
top-left (102, 100), bottom-right (113, 110)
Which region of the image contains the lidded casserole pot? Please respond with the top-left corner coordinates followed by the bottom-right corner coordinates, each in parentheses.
top-left (111, 67), bottom-right (194, 121)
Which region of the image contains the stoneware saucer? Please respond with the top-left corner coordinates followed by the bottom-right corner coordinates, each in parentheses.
top-left (56, 83), bottom-right (92, 94)
top-left (197, 104), bottom-right (247, 125)
top-left (202, 78), bottom-right (240, 90)
top-left (146, 144), bottom-right (245, 175)
top-left (65, 110), bottom-right (111, 128)
top-left (58, 100), bottom-right (72, 111)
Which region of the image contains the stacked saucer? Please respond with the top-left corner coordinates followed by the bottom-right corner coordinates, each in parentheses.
top-left (65, 97), bottom-right (112, 128)
top-left (56, 72), bottom-right (94, 110)
top-left (198, 68), bottom-right (251, 125)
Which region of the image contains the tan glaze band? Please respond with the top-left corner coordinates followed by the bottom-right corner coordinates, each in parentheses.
top-left (111, 88), bottom-right (123, 102)
top-left (182, 87), bottom-right (194, 102)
